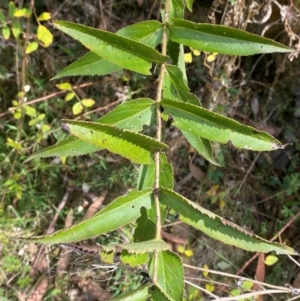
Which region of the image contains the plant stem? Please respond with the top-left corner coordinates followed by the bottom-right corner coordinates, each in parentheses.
top-left (154, 0), bottom-right (170, 239)
top-left (153, 0), bottom-right (170, 283)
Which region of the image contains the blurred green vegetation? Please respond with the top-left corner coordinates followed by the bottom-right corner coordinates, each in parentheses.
top-left (1, 1), bottom-right (300, 300)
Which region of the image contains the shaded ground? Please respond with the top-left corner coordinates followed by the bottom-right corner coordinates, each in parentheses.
top-left (1, 0), bottom-right (300, 300)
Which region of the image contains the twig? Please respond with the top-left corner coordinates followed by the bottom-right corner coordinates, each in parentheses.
top-left (0, 82), bottom-right (94, 118)
top-left (236, 211), bottom-right (300, 275)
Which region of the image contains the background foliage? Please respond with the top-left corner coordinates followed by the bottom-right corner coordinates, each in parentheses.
top-left (1, 0), bottom-right (300, 300)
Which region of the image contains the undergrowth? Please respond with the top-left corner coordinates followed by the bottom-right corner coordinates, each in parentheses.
top-left (1, 1), bottom-right (300, 300)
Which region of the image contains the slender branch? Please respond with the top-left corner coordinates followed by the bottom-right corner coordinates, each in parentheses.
top-left (152, 0), bottom-right (170, 283)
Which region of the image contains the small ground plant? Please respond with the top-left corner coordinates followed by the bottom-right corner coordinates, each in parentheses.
top-left (22, 0), bottom-right (299, 300)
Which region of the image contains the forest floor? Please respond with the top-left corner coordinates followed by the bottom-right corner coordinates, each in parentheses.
top-left (1, 1), bottom-right (300, 300)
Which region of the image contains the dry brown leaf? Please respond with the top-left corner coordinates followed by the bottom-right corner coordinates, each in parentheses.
top-left (250, 95), bottom-right (260, 117)
top-left (161, 230), bottom-right (187, 245)
top-left (189, 161), bottom-right (206, 182)
top-left (78, 278), bottom-right (112, 301)
top-left (26, 277), bottom-right (48, 301)
top-left (253, 253), bottom-right (265, 301)
top-left (257, 125), bottom-right (282, 137)
top-left (292, 271), bottom-right (300, 288)
top-left (57, 208), bottom-right (74, 277)
top-left (83, 190), bottom-right (108, 220)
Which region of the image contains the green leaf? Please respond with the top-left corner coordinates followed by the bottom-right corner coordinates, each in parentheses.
top-left (137, 153), bottom-right (173, 190)
top-left (0, 10), bottom-right (6, 22)
top-left (151, 286), bottom-right (171, 301)
top-left (53, 20), bottom-right (162, 79)
top-left (110, 285), bottom-right (150, 301)
top-left (161, 98), bottom-right (284, 151)
top-left (117, 20), bottom-right (163, 47)
top-left (23, 189), bottom-right (153, 244)
top-left (149, 250), bottom-right (184, 301)
top-left (100, 98), bottom-right (155, 132)
top-left (165, 64), bottom-right (200, 105)
top-left (120, 252), bottom-right (149, 266)
top-left (168, 19), bottom-right (292, 55)
top-left (181, 130), bottom-right (220, 166)
top-left (100, 239), bottom-right (169, 254)
top-left (9, 2), bottom-right (17, 18)
top-left (72, 102), bottom-right (83, 115)
top-left (160, 188), bottom-right (299, 255)
top-left (241, 280), bottom-right (254, 291)
top-left (63, 239), bottom-right (168, 264)
top-left (135, 154), bottom-right (172, 242)
top-left (11, 20), bottom-right (21, 39)
top-left (170, 0), bottom-right (185, 19)
top-left (25, 98), bottom-right (155, 162)
top-left (25, 41), bottom-right (39, 54)
top-left (52, 52), bottom-right (123, 79)
top-left (25, 136), bottom-right (100, 161)
top-left (185, 0), bottom-right (194, 12)
top-left (134, 207), bottom-right (156, 242)
top-left (37, 24), bottom-right (53, 47)
top-left (167, 40), bottom-right (180, 65)
top-left (60, 120), bottom-right (168, 164)
top-left (54, 21), bottom-right (168, 75)
top-left (2, 24), bottom-right (10, 40)
top-left (24, 105), bottom-right (36, 118)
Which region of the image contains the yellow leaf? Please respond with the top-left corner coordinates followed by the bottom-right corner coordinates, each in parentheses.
top-left (207, 53), bottom-right (218, 63)
top-left (26, 41), bottom-right (38, 54)
top-left (177, 245), bottom-right (185, 254)
top-left (82, 98), bottom-right (95, 107)
top-left (12, 100), bottom-right (19, 107)
top-left (17, 91), bottom-right (25, 98)
top-left (191, 49), bottom-right (200, 56)
top-left (6, 138), bottom-right (23, 150)
top-left (28, 118), bottom-right (39, 126)
top-left (72, 102), bottom-right (83, 115)
top-left (14, 8), bottom-right (31, 18)
top-left (219, 199), bottom-right (226, 210)
top-left (206, 184), bottom-right (219, 196)
top-left (241, 280), bottom-right (254, 291)
top-left (16, 189), bottom-right (22, 199)
top-left (65, 92), bottom-right (75, 101)
top-left (230, 288), bottom-right (241, 297)
top-left (203, 264), bottom-right (209, 277)
top-left (60, 156), bottom-right (67, 165)
top-left (25, 105), bottom-right (36, 118)
top-left (41, 124), bottom-right (50, 133)
top-left (37, 114), bottom-right (45, 121)
top-left (184, 52), bottom-right (192, 63)
top-left (37, 12), bottom-right (51, 21)
top-left (205, 283), bottom-right (214, 292)
top-left (14, 8), bottom-right (27, 17)
top-left (37, 24), bottom-right (53, 48)
top-left (13, 110), bottom-right (21, 120)
top-left (184, 249), bottom-right (194, 257)
top-left (265, 255), bottom-right (278, 266)
top-left (2, 25), bottom-right (10, 40)
top-left (56, 82), bottom-right (72, 91)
